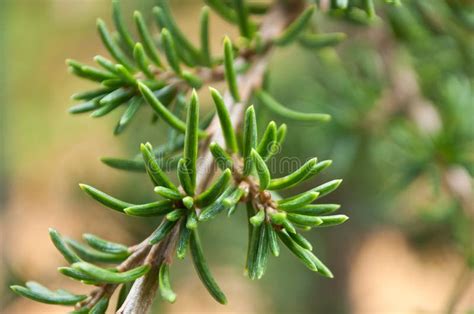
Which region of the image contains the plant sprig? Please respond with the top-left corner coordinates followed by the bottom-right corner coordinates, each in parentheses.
top-left (11, 0), bottom-right (396, 312)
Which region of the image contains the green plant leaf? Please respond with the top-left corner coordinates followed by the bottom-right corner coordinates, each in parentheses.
top-left (83, 233), bottom-right (129, 255)
top-left (209, 87), bottom-right (239, 153)
top-left (189, 230), bottom-right (227, 304)
top-left (251, 149), bottom-right (271, 190)
top-left (267, 158), bottom-right (318, 190)
top-left (289, 232), bottom-right (312, 251)
top-left (183, 90), bottom-right (200, 193)
top-left (79, 184), bottom-right (134, 213)
top-left (67, 59), bottom-right (115, 82)
top-left (277, 192), bottom-right (319, 211)
top-left (287, 214), bottom-right (323, 227)
top-left (204, 0), bottom-right (237, 23)
top-left (199, 186), bottom-right (235, 221)
top-left (232, 0), bottom-right (252, 38)
top-left (66, 239), bottom-right (129, 263)
top-left (49, 228), bottom-right (81, 264)
top-left (177, 158), bottom-right (194, 196)
top-left (58, 267), bottom-right (100, 285)
top-left (176, 219), bottom-right (191, 259)
top-left (222, 187), bottom-right (245, 209)
top-left (299, 32), bottom-right (346, 49)
top-left (94, 55), bottom-right (119, 74)
top-left (10, 282), bottom-right (86, 305)
top-left (114, 96), bottom-right (142, 135)
top-left (195, 168), bottom-right (232, 207)
top-left (223, 37), bottom-right (240, 102)
top-left (140, 142), bottom-right (179, 191)
top-left (267, 226), bottom-right (280, 257)
top-left (274, 5), bottom-right (315, 46)
top-left (139, 83), bottom-right (206, 137)
top-left (209, 142), bottom-right (233, 170)
top-left (277, 230), bottom-right (318, 271)
top-left (124, 200), bottom-right (174, 217)
top-left (363, 0), bottom-right (376, 18)
top-left (200, 6), bottom-right (212, 66)
top-left (90, 296), bottom-right (109, 314)
top-left (97, 18), bottom-right (134, 70)
top-left (186, 211), bottom-right (198, 230)
top-left (133, 43), bottom-right (154, 79)
top-left (72, 262), bottom-right (150, 284)
top-left (166, 208), bottom-right (186, 221)
top-left (256, 90), bottom-right (331, 122)
top-left (155, 2), bottom-right (201, 63)
top-left (316, 215), bottom-right (349, 227)
top-left (158, 263), bottom-right (177, 303)
top-left (243, 106), bottom-right (257, 176)
top-left (154, 186), bottom-right (183, 200)
top-left (310, 179), bottom-right (343, 198)
top-left (283, 204), bottom-right (341, 215)
top-left (133, 11), bottom-right (162, 67)
top-left (72, 87), bottom-right (114, 101)
top-left (160, 28), bottom-right (182, 74)
top-left (257, 121), bottom-right (277, 160)
top-left (149, 219), bottom-right (178, 244)
top-left (99, 88), bottom-right (134, 107)
top-left (249, 209), bottom-right (265, 227)
top-left (112, 0), bottom-right (135, 52)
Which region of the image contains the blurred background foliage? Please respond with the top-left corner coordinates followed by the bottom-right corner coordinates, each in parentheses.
top-left (1, 0), bottom-right (473, 313)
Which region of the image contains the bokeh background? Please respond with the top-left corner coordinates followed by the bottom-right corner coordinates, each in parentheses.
top-left (1, 0), bottom-right (473, 313)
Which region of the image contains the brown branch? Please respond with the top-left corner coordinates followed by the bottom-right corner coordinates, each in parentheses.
top-left (114, 3), bottom-right (304, 313)
top-left (117, 225), bottom-right (180, 314)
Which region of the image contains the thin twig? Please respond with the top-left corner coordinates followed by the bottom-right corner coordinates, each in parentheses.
top-left (115, 3), bottom-right (303, 313)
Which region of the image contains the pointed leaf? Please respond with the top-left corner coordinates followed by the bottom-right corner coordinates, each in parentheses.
top-left (140, 142), bottom-right (178, 191)
top-left (183, 90), bottom-right (199, 192)
top-left (97, 18), bottom-right (134, 70)
top-left (160, 28), bottom-right (182, 74)
top-left (284, 204), bottom-right (341, 215)
top-left (112, 0), bottom-right (135, 52)
top-left (83, 234), bottom-right (129, 255)
top-left (242, 106), bottom-right (257, 176)
top-left (277, 230), bottom-right (318, 271)
top-left (133, 11), bottom-right (162, 67)
top-left (267, 158), bottom-right (318, 190)
top-left (154, 186), bottom-right (183, 200)
top-left (274, 5), bottom-right (315, 46)
top-left (176, 219), bottom-right (191, 259)
top-left (158, 263), bottom-right (177, 303)
top-left (72, 262), bottom-right (150, 284)
top-left (79, 184), bottom-right (134, 213)
top-left (209, 142), bottom-right (233, 170)
top-left (257, 121), bottom-right (277, 160)
top-left (149, 219), bottom-right (178, 244)
top-left (256, 90), bottom-right (330, 122)
top-left (189, 230), bottom-right (227, 304)
top-left (200, 7), bottom-right (211, 66)
top-left (223, 37), bottom-right (240, 102)
top-left (209, 87), bottom-right (238, 153)
top-left (251, 149), bottom-right (270, 190)
top-left (66, 239), bottom-right (128, 263)
top-left (10, 282), bottom-right (86, 305)
top-left (124, 200), bottom-right (174, 217)
top-left (49, 228), bottom-right (81, 264)
top-left (195, 168), bottom-right (232, 207)
top-left (299, 32), bottom-right (346, 49)
top-left (277, 192), bottom-right (319, 211)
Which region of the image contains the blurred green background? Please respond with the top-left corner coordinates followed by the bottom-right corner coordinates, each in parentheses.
top-left (1, 0), bottom-right (473, 313)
